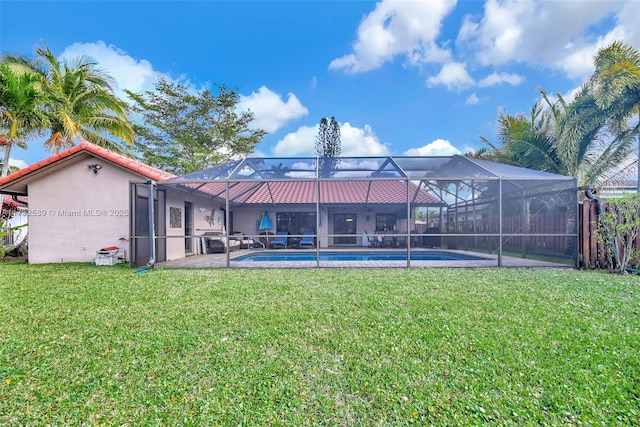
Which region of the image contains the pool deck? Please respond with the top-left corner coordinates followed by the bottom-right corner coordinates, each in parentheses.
top-left (155, 247), bottom-right (573, 269)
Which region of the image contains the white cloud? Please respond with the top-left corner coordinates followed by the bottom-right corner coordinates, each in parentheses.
top-left (465, 93), bottom-right (480, 105)
top-left (238, 86), bottom-right (308, 133)
top-left (329, 0), bottom-right (456, 73)
top-left (9, 158), bottom-right (28, 170)
top-left (340, 123), bottom-right (390, 156)
top-left (272, 125), bottom-right (317, 156)
top-left (557, 28), bottom-right (628, 79)
top-left (328, 0), bottom-right (640, 87)
top-left (247, 149), bottom-right (267, 158)
top-left (478, 72), bottom-right (523, 87)
top-left (59, 41), bottom-right (165, 98)
top-left (426, 61), bottom-right (475, 90)
top-left (456, 0), bottom-right (638, 80)
top-left (617, 1), bottom-right (640, 48)
top-left (461, 144), bottom-right (477, 154)
top-left (456, 0), bottom-right (531, 65)
top-left (272, 122), bottom-right (389, 156)
top-left (403, 139), bottom-right (462, 156)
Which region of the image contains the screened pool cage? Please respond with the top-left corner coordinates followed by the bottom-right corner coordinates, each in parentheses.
top-left (129, 156), bottom-right (578, 268)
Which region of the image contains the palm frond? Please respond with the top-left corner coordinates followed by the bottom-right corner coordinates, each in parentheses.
top-left (3, 42), bottom-right (135, 153)
top-left (590, 41), bottom-right (640, 111)
top-left (44, 132), bottom-right (75, 154)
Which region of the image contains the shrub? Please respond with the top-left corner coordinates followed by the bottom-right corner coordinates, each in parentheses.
top-left (594, 193), bottom-right (640, 273)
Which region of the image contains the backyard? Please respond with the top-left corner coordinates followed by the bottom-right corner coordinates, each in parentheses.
top-left (0, 264), bottom-right (638, 425)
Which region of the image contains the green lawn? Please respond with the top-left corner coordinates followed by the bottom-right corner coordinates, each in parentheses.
top-left (1, 264), bottom-right (638, 425)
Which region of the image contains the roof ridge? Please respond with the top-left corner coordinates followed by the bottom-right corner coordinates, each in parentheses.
top-left (0, 140), bottom-right (174, 188)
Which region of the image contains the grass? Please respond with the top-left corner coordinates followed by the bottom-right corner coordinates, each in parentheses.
top-left (0, 264), bottom-right (638, 426)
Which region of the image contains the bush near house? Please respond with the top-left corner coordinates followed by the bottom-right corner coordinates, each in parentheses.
top-left (594, 193), bottom-right (640, 273)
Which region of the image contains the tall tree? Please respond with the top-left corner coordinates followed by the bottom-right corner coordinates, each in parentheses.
top-left (315, 116), bottom-right (341, 157)
top-left (0, 63), bottom-right (48, 177)
top-left (315, 116), bottom-right (341, 176)
top-left (126, 79), bottom-right (265, 175)
top-left (3, 42), bottom-right (134, 154)
top-left (588, 41), bottom-right (640, 190)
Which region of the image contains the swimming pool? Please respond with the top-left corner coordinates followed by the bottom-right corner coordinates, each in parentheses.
top-left (234, 251), bottom-right (489, 262)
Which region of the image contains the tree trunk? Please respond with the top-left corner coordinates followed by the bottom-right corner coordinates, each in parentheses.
top-left (1, 142), bottom-right (12, 177)
top-left (637, 110), bottom-right (640, 193)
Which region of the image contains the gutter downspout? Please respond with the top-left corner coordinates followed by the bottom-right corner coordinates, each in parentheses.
top-left (584, 187), bottom-right (619, 270)
top-left (146, 179), bottom-right (156, 268)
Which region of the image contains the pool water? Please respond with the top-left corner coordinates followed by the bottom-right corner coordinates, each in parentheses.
top-left (234, 251), bottom-right (488, 262)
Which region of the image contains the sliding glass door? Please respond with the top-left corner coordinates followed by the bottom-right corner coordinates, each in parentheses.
top-left (333, 213), bottom-right (357, 245)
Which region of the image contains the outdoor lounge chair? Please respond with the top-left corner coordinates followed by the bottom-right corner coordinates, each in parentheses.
top-left (270, 231), bottom-right (289, 249)
top-left (299, 231), bottom-right (315, 248)
top-left (202, 231), bottom-right (241, 253)
top-left (232, 231), bottom-right (255, 249)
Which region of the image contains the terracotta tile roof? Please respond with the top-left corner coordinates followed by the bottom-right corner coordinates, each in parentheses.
top-left (2, 194), bottom-right (28, 207)
top-left (170, 179), bottom-right (440, 205)
top-left (0, 140), bottom-right (174, 189)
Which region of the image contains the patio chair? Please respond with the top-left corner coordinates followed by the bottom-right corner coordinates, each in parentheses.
top-left (299, 231), bottom-right (315, 248)
top-left (270, 231), bottom-right (289, 249)
top-left (202, 231), bottom-right (241, 253)
top-left (232, 231), bottom-right (255, 249)
top-left (365, 231), bottom-right (382, 248)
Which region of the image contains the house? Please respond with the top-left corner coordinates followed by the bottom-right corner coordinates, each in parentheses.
top-left (1, 144), bottom-right (579, 267)
top-left (1, 194), bottom-right (28, 247)
top-left (597, 180), bottom-right (639, 198)
top-left (0, 141), bottom-right (174, 263)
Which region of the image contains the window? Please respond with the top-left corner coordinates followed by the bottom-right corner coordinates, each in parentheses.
top-left (276, 212), bottom-right (316, 235)
top-left (375, 213), bottom-right (396, 231)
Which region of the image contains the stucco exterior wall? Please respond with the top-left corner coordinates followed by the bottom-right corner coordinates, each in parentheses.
top-left (161, 194), bottom-right (419, 259)
top-left (165, 191), bottom-right (187, 261)
top-left (164, 191), bottom-right (220, 261)
top-left (229, 206), bottom-right (414, 248)
top-left (232, 209), bottom-right (265, 239)
top-left (27, 156), bottom-right (134, 263)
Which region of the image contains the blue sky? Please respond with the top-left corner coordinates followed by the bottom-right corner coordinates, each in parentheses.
top-left (2, 0), bottom-right (639, 169)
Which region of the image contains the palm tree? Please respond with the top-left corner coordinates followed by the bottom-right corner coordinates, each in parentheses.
top-left (0, 63), bottom-right (48, 177)
top-left (480, 87), bottom-right (635, 187)
top-left (479, 96), bottom-right (562, 172)
top-left (3, 42), bottom-right (134, 154)
top-left (556, 85), bottom-right (635, 186)
top-left (588, 41), bottom-right (640, 190)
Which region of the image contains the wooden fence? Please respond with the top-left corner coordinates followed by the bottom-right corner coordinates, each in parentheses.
top-left (579, 199), bottom-right (640, 270)
top-left (418, 200), bottom-right (637, 269)
top-left (579, 200), bottom-right (605, 269)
